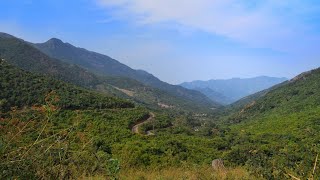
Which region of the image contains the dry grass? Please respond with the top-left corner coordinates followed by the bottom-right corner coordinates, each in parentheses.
top-left (86, 166), bottom-right (261, 180)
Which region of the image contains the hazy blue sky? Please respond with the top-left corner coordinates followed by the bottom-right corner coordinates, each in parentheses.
top-left (1, 0), bottom-right (320, 84)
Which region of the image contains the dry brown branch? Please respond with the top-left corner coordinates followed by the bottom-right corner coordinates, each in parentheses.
top-left (3, 118), bottom-right (32, 151)
top-left (287, 173), bottom-right (301, 180)
top-left (0, 159), bottom-right (24, 165)
top-left (3, 126), bottom-right (74, 159)
top-left (82, 137), bottom-right (94, 150)
top-left (311, 153), bottom-right (318, 179)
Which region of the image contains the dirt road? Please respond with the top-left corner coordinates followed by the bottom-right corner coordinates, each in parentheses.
top-left (132, 112), bottom-right (155, 135)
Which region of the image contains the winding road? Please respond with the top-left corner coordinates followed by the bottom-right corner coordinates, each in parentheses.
top-left (132, 112), bottom-right (155, 135)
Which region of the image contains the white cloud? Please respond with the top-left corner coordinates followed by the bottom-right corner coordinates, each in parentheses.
top-left (97, 0), bottom-right (319, 52)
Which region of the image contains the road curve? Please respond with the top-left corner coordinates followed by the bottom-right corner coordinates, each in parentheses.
top-left (132, 112), bottom-right (155, 135)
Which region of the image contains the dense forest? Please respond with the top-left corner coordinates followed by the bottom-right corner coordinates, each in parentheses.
top-left (0, 59), bottom-right (134, 112)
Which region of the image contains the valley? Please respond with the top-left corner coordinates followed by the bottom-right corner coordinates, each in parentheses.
top-left (180, 76), bottom-right (287, 105)
top-left (0, 32), bottom-right (319, 180)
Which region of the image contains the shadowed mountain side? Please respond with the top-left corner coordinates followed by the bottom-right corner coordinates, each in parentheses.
top-left (32, 38), bottom-right (220, 108)
top-left (0, 32), bottom-right (219, 111)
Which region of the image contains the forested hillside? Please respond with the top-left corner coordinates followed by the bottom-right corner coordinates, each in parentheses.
top-left (32, 37), bottom-right (219, 108)
top-left (231, 68), bottom-right (320, 123)
top-left (0, 59), bottom-right (252, 179)
top-left (0, 33), bottom-right (100, 88)
top-left (0, 59), bottom-right (134, 112)
top-left (0, 33), bottom-right (220, 111)
top-left (218, 68), bottom-right (320, 179)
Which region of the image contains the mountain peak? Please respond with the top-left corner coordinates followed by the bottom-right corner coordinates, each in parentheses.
top-left (46, 38), bottom-right (64, 44)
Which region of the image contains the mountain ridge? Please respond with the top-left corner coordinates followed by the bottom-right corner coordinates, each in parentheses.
top-left (32, 36), bottom-right (220, 108)
top-left (180, 76), bottom-right (287, 104)
top-left (0, 32), bottom-right (220, 111)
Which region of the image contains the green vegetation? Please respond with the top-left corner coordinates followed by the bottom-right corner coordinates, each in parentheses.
top-left (32, 38), bottom-right (219, 109)
top-left (218, 68), bottom-right (320, 179)
top-left (1, 32), bottom-right (320, 179)
top-left (0, 107), bottom-right (149, 179)
top-left (0, 35), bottom-right (99, 88)
top-left (2, 61), bottom-right (319, 179)
top-left (0, 33), bottom-right (219, 112)
top-left (0, 59), bottom-right (230, 179)
top-left (0, 60), bottom-right (133, 112)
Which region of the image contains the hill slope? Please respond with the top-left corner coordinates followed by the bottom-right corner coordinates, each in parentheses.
top-left (0, 59), bottom-right (241, 179)
top-left (0, 33), bottom-right (220, 111)
top-left (220, 68), bottom-right (320, 178)
top-left (225, 81), bottom-right (289, 113)
top-left (180, 76), bottom-right (287, 104)
top-left (0, 33), bottom-right (100, 88)
top-left (0, 59), bottom-right (133, 112)
top-left (32, 38), bottom-right (219, 108)
top-left (231, 69), bottom-right (320, 122)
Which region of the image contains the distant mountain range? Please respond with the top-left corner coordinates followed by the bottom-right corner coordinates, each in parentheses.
top-left (0, 32), bottom-right (288, 109)
top-left (180, 76), bottom-right (287, 104)
top-left (0, 32), bottom-right (220, 111)
top-left (31, 37), bottom-right (220, 109)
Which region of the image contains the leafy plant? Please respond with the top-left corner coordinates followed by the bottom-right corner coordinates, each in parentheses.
top-left (107, 159), bottom-right (121, 180)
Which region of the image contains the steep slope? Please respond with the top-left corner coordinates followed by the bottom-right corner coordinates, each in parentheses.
top-left (231, 69), bottom-right (320, 122)
top-left (180, 76), bottom-right (287, 104)
top-left (219, 68), bottom-right (320, 178)
top-left (32, 38), bottom-right (219, 108)
top-left (0, 32), bottom-right (218, 111)
top-left (0, 33), bottom-right (99, 88)
top-left (227, 81), bottom-right (289, 112)
top-left (0, 59), bottom-right (134, 112)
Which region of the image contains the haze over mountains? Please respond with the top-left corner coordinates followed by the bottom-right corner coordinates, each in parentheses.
top-left (0, 32), bottom-right (290, 108)
top-left (0, 32), bottom-right (220, 111)
top-left (180, 76), bottom-right (287, 104)
top-left (31, 36), bottom-right (290, 106)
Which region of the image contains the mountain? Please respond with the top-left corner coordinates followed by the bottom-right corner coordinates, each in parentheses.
top-left (0, 41), bottom-right (247, 179)
top-left (230, 69), bottom-right (320, 123)
top-left (219, 68), bottom-right (320, 178)
top-left (0, 33), bottom-right (100, 88)
top-left (193, 87), bottom-right (232, 105)
top-left (180, 76), bottom-right (287, 104)
top-left (0, 56), bottom-right (252, 179)
top-left (227, 80), bottom-right (289, 112)
top-left (32, 38), bottom-right (219, 109)
top-left (1, 31), bottom-right (320, 179)
top-left (0, 32), bottom-right (219, 111)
